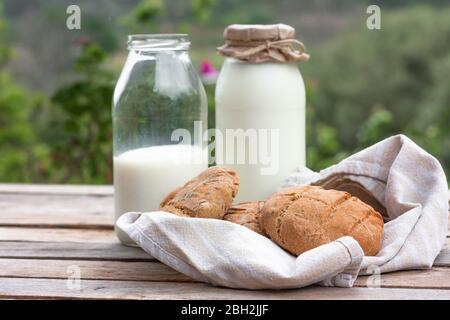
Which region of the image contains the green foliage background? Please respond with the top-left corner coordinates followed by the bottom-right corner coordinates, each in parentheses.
top-left (0, 0), bottom-right (449, 184)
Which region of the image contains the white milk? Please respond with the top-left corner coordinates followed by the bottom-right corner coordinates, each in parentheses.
top-left (114, 144), bottom-right (207, 244)
top-left (215, 58), bottom-right (305, 202)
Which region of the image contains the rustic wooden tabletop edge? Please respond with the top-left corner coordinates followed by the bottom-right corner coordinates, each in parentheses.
top-left (0, 183), bottom-right (448, 300)
top-left (0, 183), bottom-right (447, 201)
top-left (1, 277), bottom-right (450, 300)
top-left (0, 184), bottom-right (113, 196)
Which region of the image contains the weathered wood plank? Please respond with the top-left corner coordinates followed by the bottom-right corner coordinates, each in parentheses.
top-left (0, 259), bottom-right (189, 282)
top-left (0, 184), bottom-right (447, 232)
top-left (0, 278), bottom-right (449, 300)
top-left (2, 257), bottom-right (450, 289)
top-left (0, 184), bottom-right (446, 200)
top-left (433, 237), bottom-right (450, 267)
top-left (0, 241), bottom-right (153, 261)
top-left (435, 252), bottom-right (450, 267)
top-left (0, 184), bottom-right (113, 196)
top-left (355, 267), bottom-right (450, 289)
top-left (0, 234), bottom-right (448, 265)
top-left (0, 227), bottom-right (116, 243)
top-left (0, 205), bottom-right (446, 232)
top-left (0, 194), bottom-right (114, 228)
top-left (0, 190), bottom-right (447, 231)
top-left (0, 237), bottom-right (448, 263)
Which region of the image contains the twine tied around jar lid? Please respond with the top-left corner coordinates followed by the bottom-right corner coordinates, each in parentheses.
top-left (217, 24), bottom-right (310, 63)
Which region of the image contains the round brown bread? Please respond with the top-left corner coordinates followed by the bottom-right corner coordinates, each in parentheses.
top-left (160, 166), bottom-right (239, 219)
top-left (260, 186), bottom-right (384, 256)
top-left (223, 201), bottom-right (265, 235)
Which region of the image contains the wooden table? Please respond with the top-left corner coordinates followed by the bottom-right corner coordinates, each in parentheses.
top-left (0, 184), bottom-right (449, 300)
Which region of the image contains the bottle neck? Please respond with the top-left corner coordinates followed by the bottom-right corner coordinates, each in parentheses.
top-left (127, 34), bottom-right (190, 53)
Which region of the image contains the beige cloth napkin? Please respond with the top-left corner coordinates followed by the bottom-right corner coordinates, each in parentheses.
top-left (116, 134), bottom-right (449, 289)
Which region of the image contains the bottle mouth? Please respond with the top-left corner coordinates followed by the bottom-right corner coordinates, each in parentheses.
top-left (127, 34), bottom-right (190, 51)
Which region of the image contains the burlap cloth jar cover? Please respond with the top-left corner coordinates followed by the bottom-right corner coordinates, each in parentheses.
top-left (217, 23), bottom-right (310, 63)
top-left (117, 135), bottom-right (449, 289)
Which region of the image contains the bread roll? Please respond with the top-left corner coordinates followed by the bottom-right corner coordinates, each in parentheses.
top-left (223, 201), bottom-right (265, 234)
top-left (160, 166), bottom-right (239, 219)
top-left (260, 186), bottom-right (384, 256)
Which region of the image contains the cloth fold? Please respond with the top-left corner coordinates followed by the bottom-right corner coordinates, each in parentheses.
top-left (117, 211), bottom-right (364, 289)
top-left (116, 134), bottom-right (449, 289)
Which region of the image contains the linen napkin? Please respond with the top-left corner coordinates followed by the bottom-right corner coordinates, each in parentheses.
top-left (116, 134), bottom-right (449, 289)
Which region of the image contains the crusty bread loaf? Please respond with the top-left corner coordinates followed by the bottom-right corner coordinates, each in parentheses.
top-left (160, 166), bottom-right (239, 219)
top-left (260, 186), bottom-right (384, 256)
top-left (223, 201), bottom-right (265, 235)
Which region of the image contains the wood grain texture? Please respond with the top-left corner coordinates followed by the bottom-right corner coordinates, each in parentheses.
top-left (0, 184), bottom-right (113, 195)
top-left (355, 267), bottom-right (450, 289)
top-left (0, 238), bottom-right (448, 266)
top-left (0, 194), bottom-right (114, 228)
top-left (1, 278), bottom-right (450, 300)
top-left (0, 184), bottom-right (447, 231)
top-left (0, 241), bottom-right (153, 261)
top-left (0, 259), bottom-right (190, 282)
top-left (2, 258), bottom-right (450, 289)
top-left (435, 249), bottom-right (450, 267)
top-left (0, 227), bottom-right (117, 243)
top-left (2, 184), bottom-right (447, 200)
top-left (434, 237), bottom-right (450, 267)
top-left (0, 184), bottom-right (447, 300)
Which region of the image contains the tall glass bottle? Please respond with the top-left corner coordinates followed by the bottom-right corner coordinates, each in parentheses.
top-left (113, 34), bottom-right (207, 245)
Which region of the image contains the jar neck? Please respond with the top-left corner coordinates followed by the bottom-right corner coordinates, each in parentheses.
top-left (127, 34), bottom-right (190, 52)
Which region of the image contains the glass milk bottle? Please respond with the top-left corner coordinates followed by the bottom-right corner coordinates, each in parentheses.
top-left (113, 35), bottom-right (207, 245)
top-left (215, 24), bottom-right (309, 202)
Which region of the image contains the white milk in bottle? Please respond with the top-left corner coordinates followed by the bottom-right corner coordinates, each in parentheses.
top-left (113, 145), bottom-right (206, 243)
top-left (215, 24), bottom-right (309, 202)
top-left (114, 145), bottom-right (206, 217)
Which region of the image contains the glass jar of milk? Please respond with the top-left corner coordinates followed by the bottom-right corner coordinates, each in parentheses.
top-left (113, 34), bottom-right (207, 245)
top-left (215, 24), bottom-right (309, 202)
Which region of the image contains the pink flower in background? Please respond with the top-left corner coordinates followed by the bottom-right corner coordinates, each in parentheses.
top-left (199, 59), bottom-right (218, 85)
top-left (200, 59), bottom-right (216, 75)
